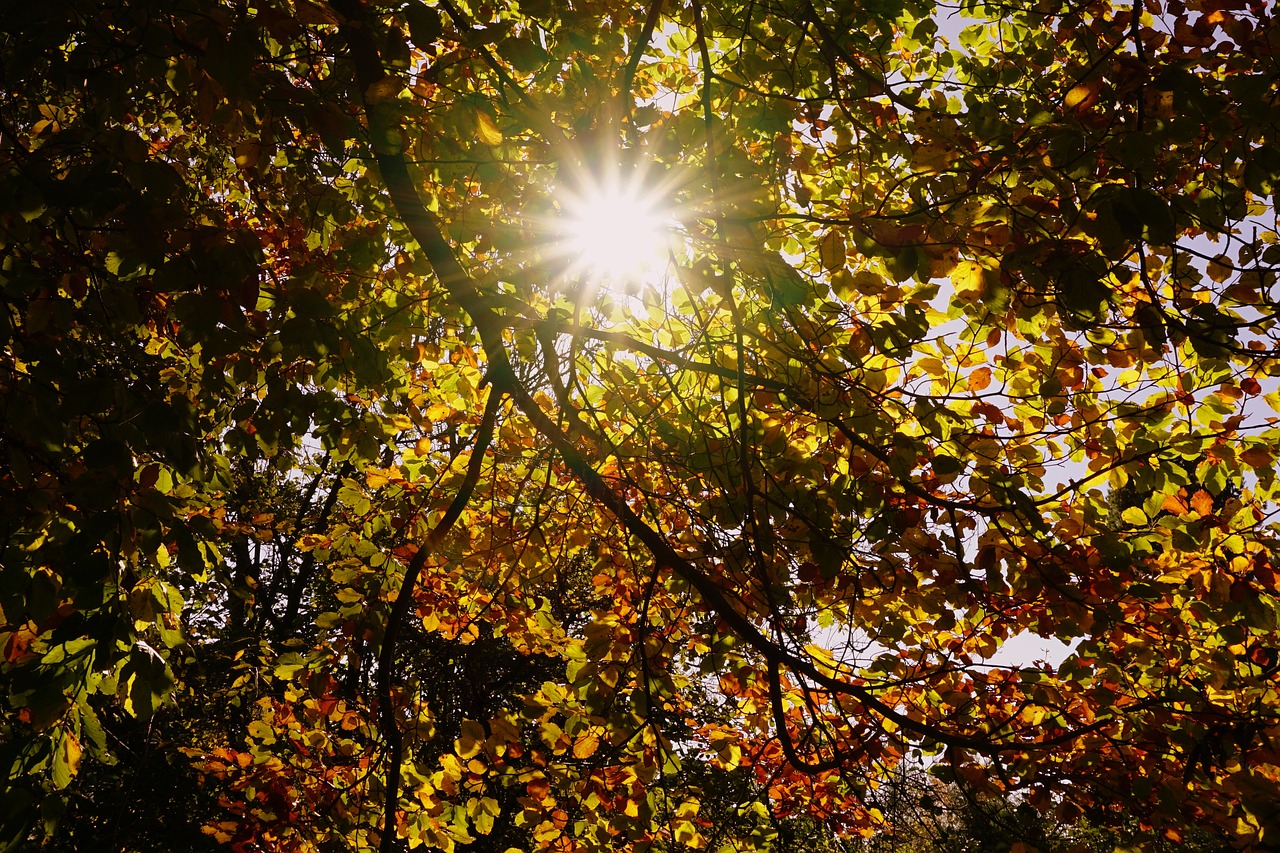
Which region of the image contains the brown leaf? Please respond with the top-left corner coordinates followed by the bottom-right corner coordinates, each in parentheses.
top-left (1241, 447), bottom-right (1273, 468)
top-left (364, 76), bottom-right (404, 105)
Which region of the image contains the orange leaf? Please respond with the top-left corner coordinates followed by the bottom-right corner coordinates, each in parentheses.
top-left (968, 367), bottom-right (993, 392)
top-left (526, 776), bottom-right (551, 801)
top-left (1161, 493), bottom-right (1189, 515)
top-left (1190, 489), bottom-right (1214, 516)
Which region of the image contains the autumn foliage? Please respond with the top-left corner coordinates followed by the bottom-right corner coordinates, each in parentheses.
top-left (3, 0), bottom-right (1280, 850)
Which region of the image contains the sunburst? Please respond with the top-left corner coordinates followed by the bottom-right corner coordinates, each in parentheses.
top-left (553, 162), bottom-right (678, 295)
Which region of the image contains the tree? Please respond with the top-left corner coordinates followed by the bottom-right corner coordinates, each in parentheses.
top-left (2, 0), bottom-right (1280, 849)
top-left (846, 760), bottom-right (1230, 853)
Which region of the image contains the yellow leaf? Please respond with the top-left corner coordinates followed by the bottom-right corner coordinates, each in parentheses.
top-left (297, 533), bottom-right (328, 552)
top-left (1064, 84), bottom-right (1091, 109)
top-left (672, 818), bottom-right (704, 847)
top-left (710, 732), bottom-right (742, 770)
top-left (533, 820), bottom-right (559, 842)
top-left (818, 231), bottom-right (846, 272)
top-left (951, 260), bottom-right (986, 301)
top-left (913, 142), bottom-right (955, 173)
top-left (571, 732), bottom-right (599, 759)
top-left (918, 357), bottom-right (946, 377)
top-left (540, 721), bottom-right (564, 752)
top-left (830, 269), bottom-right (857, 300)
top-left (1120, 506), bottom-right (1147, 526)
top-left (455, 720), bottom-right (486, 759)
top-left (476, 112), bottom-right (503, 145)
top-left (63, 731), bottom-right (82, 777)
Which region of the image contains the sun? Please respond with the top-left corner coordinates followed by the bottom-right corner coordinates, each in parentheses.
top-left (556, 166), bottom-right (674, 291)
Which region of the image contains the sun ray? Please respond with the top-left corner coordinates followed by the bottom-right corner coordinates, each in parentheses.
top-left (553, 162), bottom-right (677, 297)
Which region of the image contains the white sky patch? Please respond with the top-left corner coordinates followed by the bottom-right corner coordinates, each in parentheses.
top-left (983, 631), bottom-right (1079, 669)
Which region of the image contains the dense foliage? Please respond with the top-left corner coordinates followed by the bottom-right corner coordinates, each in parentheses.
top-left (2, 0), bottom-right (1279, 849)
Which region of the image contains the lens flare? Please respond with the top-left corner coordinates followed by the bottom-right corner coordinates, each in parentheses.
top-left (557, 167), bottom-right (673, 290)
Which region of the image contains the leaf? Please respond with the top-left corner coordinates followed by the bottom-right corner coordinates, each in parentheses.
top-left (1064, 81), bottom-right (1099, 110)
top-left (951, 260), bottom-right (986, 302)
top-left (475, 111), bottom-right (503, 145)
top-left (818, 231), bottom-right (846, 272)
top-left (571, 732), bottom-right (599, 759)
top-left (933, 455), bottom-right (963, 475)
top-left (918, 357), bottom-right (945, 377)
top-left (455, 720), bottom-right (486, 759)
top-left (1057, 265), bottom-right (1109, 323)
top-left (365, 76), bottom-right (404, 105)
top-left (1120, 506), bottom-right (1147, 526)
top-left (1190, 489), bottom-right (1214, 516)
top-left (471, 796), bottom-right (499, 834)
top-left (50, 732), bottom-right (82, 790)
top-left (967, 367), bottom-right (992, 392)
top-left (1207, 254), bottom-right (1233, 283)
top-left (405, 3), bottom-right (443, 47)
top-left (119, 643), bottom-right (174, 719)
top-left (673, 819), bottom-right (702, 846)
top-left (497, 36), bottom-right (549, 73)
top-left (1241, 447), bottom-right (1272, 468)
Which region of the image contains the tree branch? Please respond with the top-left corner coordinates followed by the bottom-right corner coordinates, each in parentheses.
top-left (375, 386), bottom-right (502, 853)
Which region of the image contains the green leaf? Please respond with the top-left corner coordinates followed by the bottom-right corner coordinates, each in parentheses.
top-left (1120, 506), bottom-right (1148, 526)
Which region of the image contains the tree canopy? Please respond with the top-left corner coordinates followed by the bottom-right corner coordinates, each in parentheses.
top-left (2, 0), bottom-right (1280, 849)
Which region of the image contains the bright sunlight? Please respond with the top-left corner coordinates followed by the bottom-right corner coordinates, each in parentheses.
top-left (557, 166), bottom-right (674, 291)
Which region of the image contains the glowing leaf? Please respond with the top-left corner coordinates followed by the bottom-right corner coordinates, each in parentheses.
top-left (968, 367), bottom-right (993, 392)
